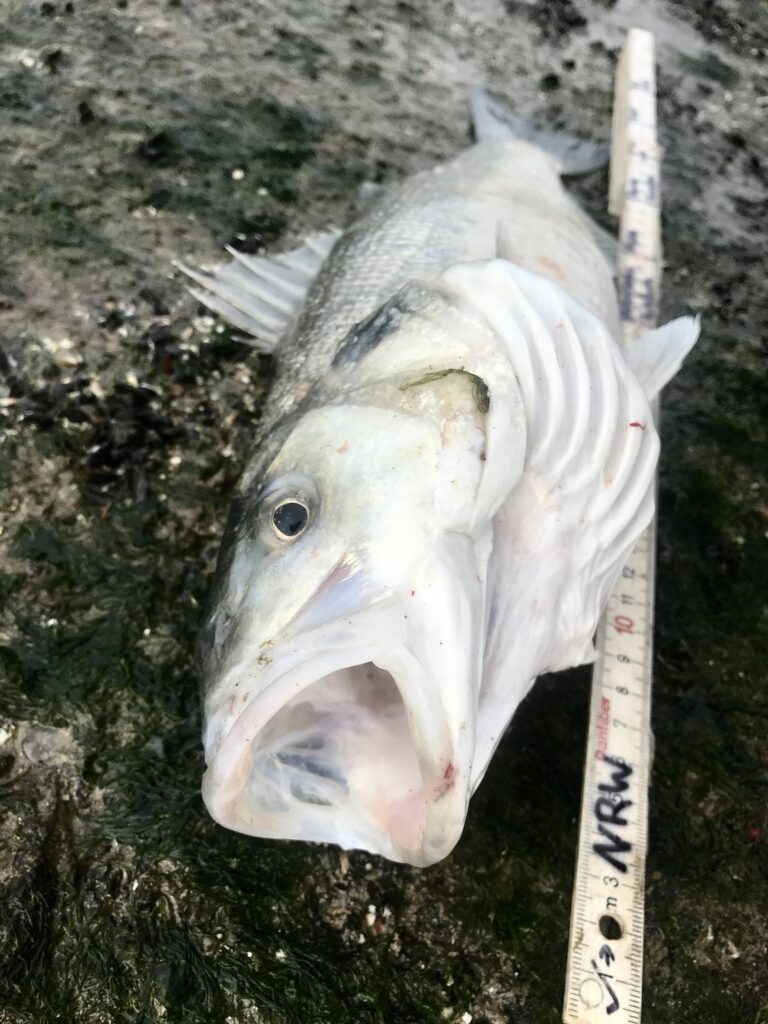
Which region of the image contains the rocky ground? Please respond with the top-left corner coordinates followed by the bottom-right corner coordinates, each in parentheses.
top-left (0, 0), bottom-right (766, 1021)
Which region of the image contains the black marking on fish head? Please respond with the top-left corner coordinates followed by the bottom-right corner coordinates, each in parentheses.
top-left (332, 297), bottom-right (405, 368)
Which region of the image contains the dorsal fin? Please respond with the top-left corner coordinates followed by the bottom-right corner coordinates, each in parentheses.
top-left (176, 229), bottom-right (342, 351)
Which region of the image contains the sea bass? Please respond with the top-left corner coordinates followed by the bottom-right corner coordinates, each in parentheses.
top-left (181, 89), bottom-right (699, 867)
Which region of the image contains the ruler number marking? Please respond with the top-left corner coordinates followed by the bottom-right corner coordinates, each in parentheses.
top-left (613, 614), bottom-right (635, 635)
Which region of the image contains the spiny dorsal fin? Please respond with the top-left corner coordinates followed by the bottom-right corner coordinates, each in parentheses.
top-left (176, 228), bottom-right (342, 351)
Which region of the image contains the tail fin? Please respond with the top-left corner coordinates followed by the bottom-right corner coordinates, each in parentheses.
top-left (627, 316), bottom-right (701, 400)
top-left (470, 86), bottom-right (609, 175)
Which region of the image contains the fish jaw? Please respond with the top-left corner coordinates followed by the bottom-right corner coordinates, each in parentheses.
top-left (200, 534), bottom-right (486, 867)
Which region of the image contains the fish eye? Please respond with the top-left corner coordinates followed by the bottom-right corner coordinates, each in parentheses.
top-left (271, 499), bottom-right (310, 540)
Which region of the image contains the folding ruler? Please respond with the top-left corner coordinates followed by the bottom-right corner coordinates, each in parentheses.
top-left (563, 27), bottom-right (661, 1024)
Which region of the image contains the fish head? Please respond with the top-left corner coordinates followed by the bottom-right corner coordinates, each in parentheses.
top-left (199, 284), bottom-right (527, 865)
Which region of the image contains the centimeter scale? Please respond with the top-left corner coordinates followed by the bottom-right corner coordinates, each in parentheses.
top-left (563, 28), bottom-right (662, 1024)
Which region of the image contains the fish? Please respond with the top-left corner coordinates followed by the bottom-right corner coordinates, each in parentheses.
top-left (180, 88), bottom-right (699, 867)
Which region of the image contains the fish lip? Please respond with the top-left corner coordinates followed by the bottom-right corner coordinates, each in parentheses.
top-left (201, 604), bottom-right (473, 866)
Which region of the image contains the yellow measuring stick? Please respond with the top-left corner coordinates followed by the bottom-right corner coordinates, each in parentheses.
top-left (563, 27), bottom-right (661, 1024)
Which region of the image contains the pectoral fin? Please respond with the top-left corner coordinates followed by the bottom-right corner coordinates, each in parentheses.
top-left (626, 315), bottom-right (701, 400)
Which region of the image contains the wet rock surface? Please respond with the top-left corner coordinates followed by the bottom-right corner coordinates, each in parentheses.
top-left (1, 1), bottom-right (766, 1021)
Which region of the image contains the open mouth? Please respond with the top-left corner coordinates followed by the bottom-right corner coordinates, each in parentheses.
top-left (201, 622), bottom-right (455, 862)
top-left (241, 662), bottom-right (427, 853)
top-left (202, 631), bottom-right (471, 864)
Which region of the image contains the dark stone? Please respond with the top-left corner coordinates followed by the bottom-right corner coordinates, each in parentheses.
top-left (77, 100), bottom-right (95, 124)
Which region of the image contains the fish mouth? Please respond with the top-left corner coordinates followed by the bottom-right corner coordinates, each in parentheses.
top-left (202, 539), bottom-right (483, 866)
top-left (202, 635), bottom-right (468, 865)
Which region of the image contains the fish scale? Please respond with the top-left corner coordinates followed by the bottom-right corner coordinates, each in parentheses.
top-left (260, 140), bottom-right (617, 432)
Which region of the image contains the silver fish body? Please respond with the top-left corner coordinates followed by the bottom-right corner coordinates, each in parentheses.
top-left (186, 90), bottom-right (698, 866)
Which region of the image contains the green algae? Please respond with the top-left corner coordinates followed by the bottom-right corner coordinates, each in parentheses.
top-left (400, 369), bottom-right (491, 413)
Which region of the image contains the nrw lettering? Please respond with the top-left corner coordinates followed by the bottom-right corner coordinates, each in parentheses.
top-left (599, 755), bottom-right (632, 795)
top-left (594, 824), bottom-right (632, 873)
top-left (593, 755), bottom-right (634, 873)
